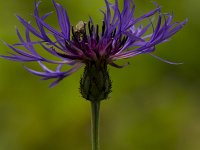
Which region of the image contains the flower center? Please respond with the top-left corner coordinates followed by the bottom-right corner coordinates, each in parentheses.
top-left (54, 20), bottom-right (128, 62)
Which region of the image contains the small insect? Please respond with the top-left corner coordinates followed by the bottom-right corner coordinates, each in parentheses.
top-left (75, 21), bottom-right (85, 32)
top-left (73, 21), bottom-right (86, 41)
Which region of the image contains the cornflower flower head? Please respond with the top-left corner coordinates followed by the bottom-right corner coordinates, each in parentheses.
top-left (1, 0), bottom-right (187, 101)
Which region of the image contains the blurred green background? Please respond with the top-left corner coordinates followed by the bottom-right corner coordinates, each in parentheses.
top-left (0, 0), bottom-right (199, 150)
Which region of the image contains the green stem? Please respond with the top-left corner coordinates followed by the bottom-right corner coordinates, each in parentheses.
top-left (91, 101), bottom-right (100, 150)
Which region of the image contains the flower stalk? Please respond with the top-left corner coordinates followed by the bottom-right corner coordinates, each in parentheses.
top-left (91, 101), bottom-right (100, 150)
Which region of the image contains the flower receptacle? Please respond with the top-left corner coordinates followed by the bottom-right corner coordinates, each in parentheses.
top-left (80, 61), bottom-right (112, 101)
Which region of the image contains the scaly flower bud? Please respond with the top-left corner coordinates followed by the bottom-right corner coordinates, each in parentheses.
top-left (80, 61), bottom-right (111, 101)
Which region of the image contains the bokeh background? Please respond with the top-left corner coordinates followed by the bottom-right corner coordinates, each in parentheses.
top-left (0, 0), bottom-right (199, 150)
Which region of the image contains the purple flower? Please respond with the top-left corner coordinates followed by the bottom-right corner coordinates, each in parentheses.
top-left (1, 0), bottom-right (187, 88)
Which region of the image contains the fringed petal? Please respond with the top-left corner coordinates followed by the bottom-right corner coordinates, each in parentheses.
top-left (24, 62), bottom-right (83, 87)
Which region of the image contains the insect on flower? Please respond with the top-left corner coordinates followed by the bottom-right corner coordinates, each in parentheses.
top-left (1, 0), bottom-right (187, 101)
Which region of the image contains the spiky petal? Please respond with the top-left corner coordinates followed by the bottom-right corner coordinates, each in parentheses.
top-left (1, 0), bottom-right (187, 87)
